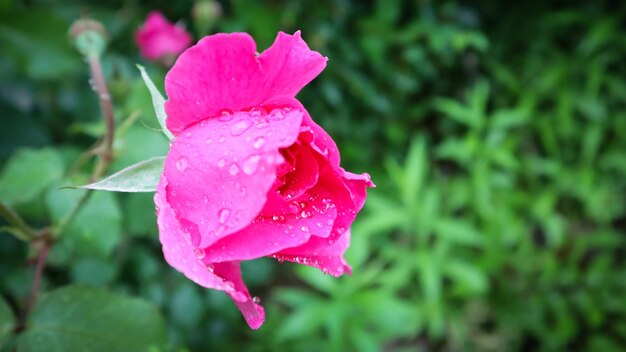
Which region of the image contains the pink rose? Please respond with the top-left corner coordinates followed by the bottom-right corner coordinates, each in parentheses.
top-left (154, 31), bottom-right (373, 329)
top-left (135, 11), bottom-right (192, 61)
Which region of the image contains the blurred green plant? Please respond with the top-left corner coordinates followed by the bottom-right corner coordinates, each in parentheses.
top-left (1, 0), bottom-right (626, 351)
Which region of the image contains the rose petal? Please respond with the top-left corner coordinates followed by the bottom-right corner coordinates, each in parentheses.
top-left (278, 142), bottom-right (319, 200)
top-left (165, 32), bottom-right (326, 133)
top-left (212, 261), bottom-right (265, 329)
top-left (343, 171), bottom-right (375, 210)
top-left (136, 11), bottom-right (192, 60)
top-left (273, 230), bottom-right (352, 276)
top-left (265, 97), bottom-right (342, 170)
top-left (163, 107), bottom-right (303, 249)
top-left (257, 31), bottom-right (327, 99)
top-left (202, 193), bottom-right (337, 262)
top-left (154, 175), bottom-right (241, 295)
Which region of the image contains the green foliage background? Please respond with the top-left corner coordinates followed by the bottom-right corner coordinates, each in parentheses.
top-left (1, 0), bottom-right (626, 351)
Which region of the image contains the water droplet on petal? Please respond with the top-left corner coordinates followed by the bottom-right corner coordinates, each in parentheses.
top-left (219, 135), bottom-right (226, 143)
top-left (249, 107), bottom-right (266, 117)
top-left (194, 247), bottom-right (205, 259)
top-left (240, 186), bottom-right (247, 196)
top-left (206, 263), bottom-right (215, 273)
top-left (231, 120), bottom-right (253, 136)
top-left (255, 117), bottom-right (270, 129)
top-left (205, 138), bottom-right (212, 145)
top-left (176, 157), bottom-right (188, 171)
top-left (228, 163), bottom-right (240, 175)
top-left (218, 110), bottom-right (234, 122)
top-left (242, 155), bottom-right (261, 175)
top-left (253, 136), bottom-right (266, 149)
top-left (252, 296), bottom-right (261, 304)
top-left (269, 109), bottom-right (286, 121)
top-left (218, 208), bottom-right (231, 224)
top-left (202, 195), bottom-right (209, 204)
top-left (217, 158), bottom-right (226, 168)
top-left (301, 225), bottom-right (309, 232)
top-left (301, 210), bottom-right (311, 219)
top-left (316, 222), bottom-right (324, 228)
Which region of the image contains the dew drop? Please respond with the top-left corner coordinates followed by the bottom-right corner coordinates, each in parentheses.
top-left (176, 157), bottom-right (188, 171)
top-left (249, 107), bottom-right (266, 117)
top-left (219, 135), bottom-right (226, 143)
top-left (242, 155), bottom-right (261, 175)
top-left (316, 222), bottom-right (324, 229)
top-left (269, 109), bottom-right (286, 121)
top-left (230, 120), bottom-right (253, 136)
top-left (217, 158), bottom-right (226, 168)
top-left (218, 208), bottom-right (231, 224)
top-left (301, 225), bottom-right (309, 232)
top-left (228, 163), bottom-right (240, 175)
top-left (194, 247), bottom-right (205, 259)
top-left (255, 118), bottom-right (270, 129)
top-left (253, 136), bottom-right (266, 149)
top-left (205, 138), bottom-right (212, 145)
top-left (206, 263), bottom-right (215, 273)
top-left (202, 195), bottom-right (209, 204)
top-left (240, 186), bottom-right (247, 196)
top-left (301, 210), bottom-right (311, 219)
top-left (252, 296), bottom-right (261, 304)
top-left (218, 110), bottom-right (234, 122)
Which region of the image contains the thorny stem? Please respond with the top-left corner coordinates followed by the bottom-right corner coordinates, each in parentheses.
top-left (24, 28), bottom-right (116, 321)
top-left (25, 230), bottom-right (52, 318)
top-left (88, 54), bottom-right (115, 179)
top-left (53, 54), bottom-right (115, 237)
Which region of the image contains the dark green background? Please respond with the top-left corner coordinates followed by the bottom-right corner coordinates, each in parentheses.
top-left (1, 0), bottom-right (626, 351)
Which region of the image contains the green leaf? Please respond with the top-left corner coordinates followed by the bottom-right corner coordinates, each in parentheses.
top-left (137, 64), bottom-right (173, 140)
top-left (295, 265), bottom-right (337, 294)
top-left (17, 285), bottom-right (166, 352)
top-left (432, 97), bottom-right (474, 127)
top-left (110, 125), bottom-right (169, 172)
top-left (434, 219), bottom-right (483, 246)
top-left (70, 258), bottom-right (117, 286)
top-left (0, 10), bottom-right (80, 80)
top-left (168, 284), bottom-right (203, 328)
top-left (79, 157), bottom-right (165, 193)
top-left (444, 259), bottom-right (488, 296)
top-left (276, 303), bottom-right (326, 342)
top-left (403, 136), bottom-right (427, 207)
top-left (46, 185), bottom-right (122, 257)
top-left (0, 148), bottom-right (64, 205)
top-left (122, 193), bottom-right (158, 237)
top-left (0, 295), bottom-right (15, 349)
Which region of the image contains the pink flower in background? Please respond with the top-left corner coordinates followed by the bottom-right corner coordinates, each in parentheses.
top-left (135, 11), bottom-right (192, 61)
top-left (155, 31), bottom-right (373, 329)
